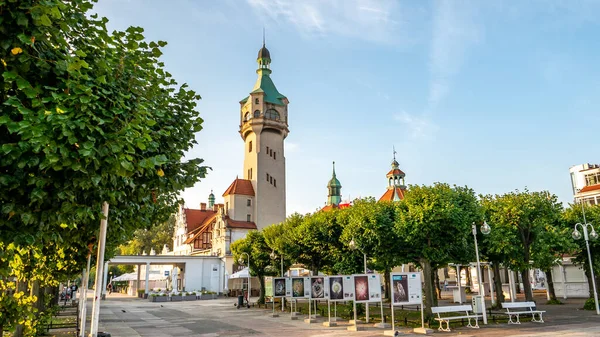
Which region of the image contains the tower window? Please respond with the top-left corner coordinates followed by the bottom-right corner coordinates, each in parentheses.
top-left (255, 98), bottom-right (259, 104)
top-left (254, 110), bottom-right (260, 118)
top-left (266, 146), bottom-right (269, 154)
top-left (226, 202), bottom-right (229, 211)
top-left (247, 199), bottom-right (251, 207)
top-left (270, 149), bottom-right (273, 156)
top-left (247, 214), bottom-right (251, 222)
top-left (266, 173), bottom-right (269, 181)
top-left (274, 152), bottom-right (276, 160)
top-left (270, 176), bottom-right (273, 184)
top-left (265, 109), bottom-right (280, 120)
top-left (249, 141), bottom-right (252, 153)
top-left (274, 179), bottom-right (276, 187)
top-left (248, 168), bottom-right (252, 180)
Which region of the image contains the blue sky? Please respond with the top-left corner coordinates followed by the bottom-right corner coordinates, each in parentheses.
top-left (93, 0), bottom-right (600, 215)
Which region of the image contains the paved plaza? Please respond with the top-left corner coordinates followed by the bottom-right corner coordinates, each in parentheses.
top-left (84, 291), bottom-right (600, 337)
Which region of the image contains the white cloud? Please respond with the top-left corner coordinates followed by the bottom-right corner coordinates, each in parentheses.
top-left (393, 111), bottom-right (438, 139)
top-left (247, 0), bottom-right (404, 44)
top-left (428, 0), bottom-right (482, 109)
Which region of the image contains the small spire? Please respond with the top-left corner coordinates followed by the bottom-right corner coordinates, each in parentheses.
top-left (393, 146), bottom-right (397, 161)
top-left (332, 161), bottom-right (336, 175)
top-left (263, 27), bottom-right (266, 47)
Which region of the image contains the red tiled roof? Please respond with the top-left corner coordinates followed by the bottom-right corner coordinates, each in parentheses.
top-left (184, 213), bottom-right (218, 244)
top-left (184, 209), bottom-right (217, 232)
top-left (226, 218), bottom-right (257, 229)
top-left (386, 169), bottom-right (405, 176)
top-left (579, 184), bottom-right (600, 193)
top-left (222, 179), bottom-right (255, 197)
top-left (379, 187), bottom-right (405, 202)
top-left (321, 202), bottom-right (352, 212)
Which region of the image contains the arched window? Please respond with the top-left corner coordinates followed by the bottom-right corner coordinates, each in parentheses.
top-left (253, 110), bottom-right (261, 118)
top-left (265, 109), bottom-right (280, 120)
top-left (255, 98), bottom-right (259, 104)
top-left (244, 112), bottom-right (251, 121)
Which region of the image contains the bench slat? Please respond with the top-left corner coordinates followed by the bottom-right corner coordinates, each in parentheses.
top-left (501, 301), bottom-right (537, 308)
top-left (432, 305), bottom-right (473, 314)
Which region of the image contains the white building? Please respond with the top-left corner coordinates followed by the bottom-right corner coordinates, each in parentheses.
top-left (170, 43), bottom-right (289, 291)
top-left (570, 163), bottom-right (600, 205)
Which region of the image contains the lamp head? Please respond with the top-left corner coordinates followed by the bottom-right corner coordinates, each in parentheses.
top-left (572, 227), bottom-right (582, 240)
top-left (238, 258), bottom-right (244, 265)
top-left (590, 229), bottom-right (598, 241)
top-left (349, 238), bottom-right (356, 250)
top-left (270, 251), bottom-right (276, 259)
top-left (481, 221), bottom-right (491, 235)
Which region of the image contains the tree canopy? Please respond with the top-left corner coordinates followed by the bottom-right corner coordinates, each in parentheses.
top-left (1, 0), bottom-right (206, 334)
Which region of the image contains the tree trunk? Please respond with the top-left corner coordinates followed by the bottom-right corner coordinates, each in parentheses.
top-left (544, 268), bottom-right (557, 301)
top-left (443, 267), bottom-right (450, 279)
top-left (383, 267), bottom-right (391, 299)
top-left (31, 280), bottom-right (43, 320)
top-left (515, 271), bottom-right (521, 293)
top-left (434, 269), bottom-right (442, 299)
top-left (258, 275), bottom-right (265, 304)
top-left (520, 269), bottom-right (534, 301)
top-left (13, 280), bottom-right (28, 337)
top-left (493, 263), bottom-right (505, 306)
top-left (421, 259), bottom-right (436, 315)
top-left (584, 267), bottom-right (594, 299)
top-left (466, 267), bottom-right (472, 292)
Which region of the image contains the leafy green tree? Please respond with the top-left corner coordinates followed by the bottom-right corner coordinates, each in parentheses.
top-left (118, 214), bottom-right (177, 256)
top-left (342, 198), bottom-right (405, 297)
top-left (1, 0), bottom-right (206, 333)
top-left (481, 190), bottom-right (564, 302)
top-left (563, 204), bottom-right (600, 300)
top-left (262, 220), bottom-right (296, 277)
top-left (395, 184), bottom-right (481, 313)
top-left (231, 231), bottom-right (278, 304)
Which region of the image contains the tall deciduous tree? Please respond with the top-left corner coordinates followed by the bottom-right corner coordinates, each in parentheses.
top-left (481, 190), bottom-right (564, 302)
top-left (1, 0), bottom-right (206, 333)
top-left (395, 184), bottom-right (481, 314)
top-left (231, 231), bottom-right (278, 304)
top-left (342, 198), bottom-right (404, 298)
top-left (563, 204), bottom-right (600, 300)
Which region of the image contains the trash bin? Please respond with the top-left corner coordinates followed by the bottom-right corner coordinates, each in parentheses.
top-left (237, 295), bottom-right (244, 309)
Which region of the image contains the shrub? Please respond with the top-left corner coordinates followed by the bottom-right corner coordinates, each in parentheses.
top-left (546, 299), bottom-right (563, 305)
top-left (583, 298), bottom-right (596, 310)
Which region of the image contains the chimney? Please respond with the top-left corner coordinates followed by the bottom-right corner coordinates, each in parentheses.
top-left (200, 203), bottom-right (206, 211)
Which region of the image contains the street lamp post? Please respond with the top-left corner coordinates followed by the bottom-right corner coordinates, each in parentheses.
top-left (572, 206), bottom-right (599, 315)
top-left (239, 252), bottom-right (250, 304)
top-left (472, 221), bottom-right (491, 325)
top-left (349, 238), bottom-right (369, 324)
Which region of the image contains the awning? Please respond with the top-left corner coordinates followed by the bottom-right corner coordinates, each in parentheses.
top-left (229, 267), bottom-right (250, 279)
top-left (111, 272), bottom-right (167, 282)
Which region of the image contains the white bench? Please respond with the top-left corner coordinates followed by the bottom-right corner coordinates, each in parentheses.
top-left (431, 305), bottom-right (482, 332)
top-left (501, 301), bottom-right (545, 324)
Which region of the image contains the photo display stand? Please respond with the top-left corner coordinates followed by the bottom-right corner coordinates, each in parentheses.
top-left (386, 272), bottom-right (431, 335)
top-left (324, 275), bottom-right (348, 326)
top-left (264, 277), bottom-right (278, 317)
top-left (285, 278), bottom-right (299, 320)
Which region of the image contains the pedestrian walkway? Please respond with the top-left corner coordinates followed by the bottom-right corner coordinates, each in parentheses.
top-left (85, 291), bottom-right (600, 337)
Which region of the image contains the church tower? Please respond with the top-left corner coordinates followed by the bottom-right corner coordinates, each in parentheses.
top-left (327, 162), bottom-right (342, 207)
top-left (379, 148), bottom-right (407, 201)
top-left (239, 41), bottom-right (289, 230)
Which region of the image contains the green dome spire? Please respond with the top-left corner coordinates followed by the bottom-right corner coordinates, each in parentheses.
top-left (208, 189), bottom-right (215, 208)
top-left (327, 161), bottom-right (342, 206)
